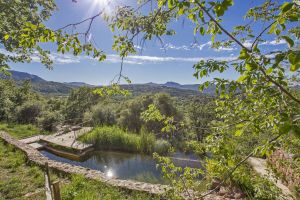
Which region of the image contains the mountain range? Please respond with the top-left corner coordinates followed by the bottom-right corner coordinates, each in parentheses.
top-left (1, 70), bottom-right (213, 96)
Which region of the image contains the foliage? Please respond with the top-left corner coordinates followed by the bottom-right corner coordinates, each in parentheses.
top-left (15, 101), bottom-right (42, 124)
top-left (39, 111), bottom-right (63, 132)
top-left (84, 103), bottom-right (116, 126)
top-left (153, 139), bottom-right (171, 155)
top-left (186, 98), bottom-right (215, 141)
top-left (231, 165), bottom-right (281, 200)
top-left (183, 141), bottom-right (206, 156)
top-left (110, 0), bottom-right (299, 198)
top-left (153, 153), bottom-right (205, 200)
top-left (64, 87), bottom-right (100, 124)
top-left (118, 93), bottom-right (181, 135)
top-left (1, 0), bottom-right (106, 72)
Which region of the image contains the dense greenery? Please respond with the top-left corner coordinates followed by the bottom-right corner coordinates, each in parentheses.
top-left (80, 126), bottom-right (170, 154)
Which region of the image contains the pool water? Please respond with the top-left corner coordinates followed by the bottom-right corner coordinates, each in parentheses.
top-left (41, 150), bottom-right (202, 184)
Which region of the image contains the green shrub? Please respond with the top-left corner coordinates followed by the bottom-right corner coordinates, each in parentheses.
top-left (183, 140), bottom-right (206, 156)
top-left (154, 139), bottom-right (171, 154)
top-left (15, 102), bottom-right (42, 124)
top-left (86, 104), bottom-right (116, 126)
top-left (39, 111), bottom-right (63, 132)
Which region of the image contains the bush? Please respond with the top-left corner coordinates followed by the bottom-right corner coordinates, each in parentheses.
top-left (15, 102), bottom-right (42, 124)
top-left (86, 104), bottom-right (116, 126)
top-left (183, 140), bottom-right (206, 156)
top-left (154, 139), bottom-right (171, 154)
top-left (39, 111), bottom-right (63, 132)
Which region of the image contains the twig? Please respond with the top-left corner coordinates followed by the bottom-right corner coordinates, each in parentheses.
top-left (251, 21), bottom-right (276, 50)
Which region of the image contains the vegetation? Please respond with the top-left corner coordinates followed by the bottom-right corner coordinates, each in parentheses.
top-left (0, 139), bottom-right (160, 200)
top-left (0, 123), bottom-right (44, 139)
top-left (80, 126), bottom-right (170, 155)
top-left (0, 140), bottom-right (53, 199)
top-left (0, 0), bottom-right (300, 199)
top-left (61, 175), bottom-right (160, 200)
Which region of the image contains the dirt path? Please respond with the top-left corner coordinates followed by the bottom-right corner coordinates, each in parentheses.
top-left (248, 157), bottom-right (295, 200)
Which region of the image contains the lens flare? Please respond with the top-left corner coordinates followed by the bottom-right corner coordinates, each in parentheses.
top-left (106, 169), bottom-right (114, 178)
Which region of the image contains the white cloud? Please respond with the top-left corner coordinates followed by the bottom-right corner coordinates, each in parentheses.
top-left (105, 54), bottom-right (237, 64)
top-left (160, 41), bottom-right (214, 51)
top-left (160, 43), bottom-right (191, 51)
top-left (260, 39), bottom-right (286, 46)
top-left (214, 46), bottom-right (236, 52)
top-left (242, 40), bottom-right (252, 48)
top-left (1, 48), bottom-right (237, 66)
top-left (49, 53), bottom-right (80, 64)
top-left (134, 45), bottom-right (143, 50)
top-left (191, 41), bottom-right (212, 50)
top-left (0, 49), bottom-right (80, 64)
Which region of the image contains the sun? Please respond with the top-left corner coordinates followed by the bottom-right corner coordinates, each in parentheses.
top-left (83, 0), bottom-right (112, 19)
top-left (93, 0), bottom-right (109, 7)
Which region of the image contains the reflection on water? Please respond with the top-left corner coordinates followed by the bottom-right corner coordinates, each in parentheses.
top-left (40, 150), bottom-right (202, 184)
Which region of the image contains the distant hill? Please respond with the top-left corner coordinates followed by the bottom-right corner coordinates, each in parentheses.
top-left (64, 82), bottom-right (94, 87)
top-left (1, 70), bottom-right (212, 96)
top-left (1, 71), bottom-right (76, 95)
top-left (149, 81), bottom-right (215, 94)
top-left (4, 70), bottom-right (46, 83)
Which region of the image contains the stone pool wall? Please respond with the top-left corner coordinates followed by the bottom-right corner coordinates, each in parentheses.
top-left (0, 131), bottom-right (169, 194)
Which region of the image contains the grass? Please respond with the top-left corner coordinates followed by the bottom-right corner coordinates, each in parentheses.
top-left (0, 123), bottom-right (46, 139)
top-left (80, 126), bottom-right (142, 152)
top-left (61, 175), bottom-right (161, 200)
top-left (0, 140), bottom-right (58, 199)
top-left (0, 139), bottom-right (161, 200)
top-left (80, 126), bottom-right (170, 154)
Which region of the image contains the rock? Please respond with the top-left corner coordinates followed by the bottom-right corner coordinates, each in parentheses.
top-left (218, 186), bottom-right (227, 196)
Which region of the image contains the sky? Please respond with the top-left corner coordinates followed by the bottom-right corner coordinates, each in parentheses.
top-left (8, 0), bottom-right (290, 85)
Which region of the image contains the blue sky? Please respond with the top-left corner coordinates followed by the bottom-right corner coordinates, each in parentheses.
top-left (8, 0), bottom-right (290, 85)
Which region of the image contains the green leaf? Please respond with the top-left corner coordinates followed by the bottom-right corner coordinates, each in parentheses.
top-left (239, 48), bottom-right (250, 59)
top-left (288, 52), bottom-right (300, 65)
top-left (235, 129), bottom-right (243, 136)
top-left (3, 34), bottom-right (10, 41)
top-left (281, 2), bottom-right (293, 13)
top-left (266, 68), bottom-right (273, 75)
top-left (237, 75), bottom-right (248, 83)
top-left (280, 36), bottom-right (294, 48)
top-left (290, 64), bottom-right (300, 72)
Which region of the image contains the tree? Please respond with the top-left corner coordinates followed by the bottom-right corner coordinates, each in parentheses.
top-left (187, 98), bottom-right (214, 141)
top-left (108, 0), bottom-right (299, 198)
top-left (64, 87), bottom-right (100, 124)
top-left (0, 0), bottom-right (105, 72)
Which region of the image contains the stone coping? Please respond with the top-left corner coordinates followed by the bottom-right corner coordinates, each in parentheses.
top-left (0, 131), bottom-right (169, 195)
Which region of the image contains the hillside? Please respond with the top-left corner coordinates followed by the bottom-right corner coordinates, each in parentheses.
top-left (1, 70), bottom-right (208, 96)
